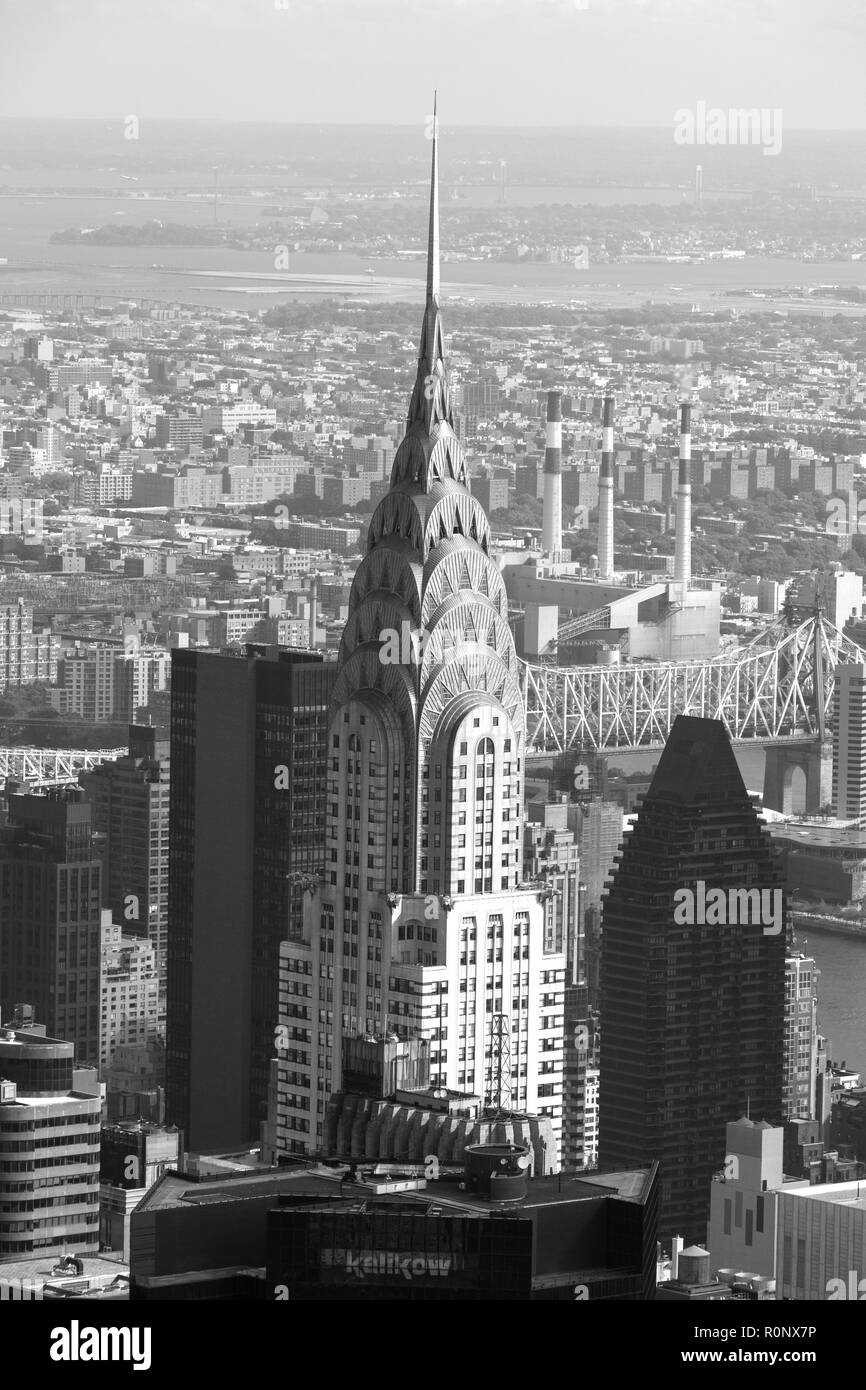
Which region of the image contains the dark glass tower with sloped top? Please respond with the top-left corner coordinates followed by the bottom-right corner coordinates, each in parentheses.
top-left (598, 715), bottom-right (787, 1243)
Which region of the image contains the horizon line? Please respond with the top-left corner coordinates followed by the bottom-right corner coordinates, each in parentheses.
top-left (0, 116), bottom-right (865, 136)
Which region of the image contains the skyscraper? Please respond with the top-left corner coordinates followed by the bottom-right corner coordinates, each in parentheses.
top-left (783, 950), bottom-right (818, 1121)
top-left (80, 726), bottom-right (170, 1026)
top-left (274, 108), bottom-right (566, 1162)
top-left (578, 797), bottom-right (623, 1007)
top-left (832, 663), bottom-right (866, 824)
top-left (0, 791), bottom-right (103, 1066)
top-left (598, 716), bottom-right (787, 1242)
top-left (165, 645), bottom-right (335, 1154)
top-left (579, 798), bottom-right (622, 915)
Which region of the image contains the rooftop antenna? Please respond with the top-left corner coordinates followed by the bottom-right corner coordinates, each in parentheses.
top-left (484, 1012), bottom-right (512, 1114)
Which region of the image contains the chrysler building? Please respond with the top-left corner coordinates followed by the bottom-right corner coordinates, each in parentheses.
top-left (275, 105), bottom-right (566, 1164)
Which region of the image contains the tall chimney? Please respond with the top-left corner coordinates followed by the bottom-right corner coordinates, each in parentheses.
top-left (308, 576), bottom-right (318, 649)
top-left (598, 394), bottom-right (615, 582)
top-left (674, 403), bottom-right (692, 587)
top-left (542, 390), bottom-right (562, 559)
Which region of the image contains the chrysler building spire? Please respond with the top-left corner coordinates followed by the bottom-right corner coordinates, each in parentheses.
top-left (333, 96), bottom-right (524, 889)
top-left (427, 90), bottom-right (440, 305)
top-left (408, 92), bottom-right (451, 433)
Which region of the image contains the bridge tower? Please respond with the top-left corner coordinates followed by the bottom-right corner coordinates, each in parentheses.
top-left (760, 593), bottom-right (834, 814)
top-left (762, 741), bottom-right (831, 815)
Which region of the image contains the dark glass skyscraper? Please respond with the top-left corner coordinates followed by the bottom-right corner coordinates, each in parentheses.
top-left (0, 791), bottom-right (102, 1066)
top-left (165, 645), bottom-right (335, 1154)
top-left (598, 715), bottom-right (787, 1243)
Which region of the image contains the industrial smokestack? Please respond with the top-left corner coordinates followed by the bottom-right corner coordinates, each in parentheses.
top-left (598, 394), bottom-right (615, 582)
top-left (542, 390), bottom-right (563, 559)
top-left (674, 403), bottom-right (692, 587)
top-left (308, 576), bottom-right (318, 649)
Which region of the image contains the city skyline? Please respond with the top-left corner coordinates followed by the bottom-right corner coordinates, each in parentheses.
top-left (0, 0), bottom-right (865, 1326)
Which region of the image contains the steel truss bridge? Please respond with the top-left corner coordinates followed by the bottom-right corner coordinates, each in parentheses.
top-left (0, 614), bottom-right (861, 784)
top-left (0, 291), bottom-right (170, 311)
top-left (520, 612), bottom-right (864, 755)
top-left (0, 746), bottom-right (127, 789)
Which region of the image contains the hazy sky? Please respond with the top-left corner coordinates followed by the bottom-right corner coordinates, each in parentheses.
top-left (0, 0), bottom-right (863, 128)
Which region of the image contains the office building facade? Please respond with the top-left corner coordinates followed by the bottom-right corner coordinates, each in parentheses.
top-left (0, 600), bottom-right (59, 689)
top-left (832, 663), bottom-right (866, 824)
top-left (783, 952), bottom-right (818, 1121)
top-left (0, 792), bottom-right (103, 1066)
top-left (129, 1154), bottom-right (659, 1301)
top-left (707, 1116), bottom-right (783, 1281)
top-left (775, 1179), bottom-right (866, 1300)
top-left (0, 1027), bottom-right (101, 1258)
top-left (80, 726), bottom-right (170, 1017)
top-left (165, 646), bottom-right (335, 1154)
top-left (99, 915), bottom-right (161, 1072)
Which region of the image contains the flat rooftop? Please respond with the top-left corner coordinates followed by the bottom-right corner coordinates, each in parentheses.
top-left (137, 1164), bottom-right (343, 1212)
top-left (770, 822), bottom-right (866, 851)
top-left (0, 1252), bottom-right (127, 1287)
top-left (779, 1178), bottom-right (866, 1211)
top-left (0, 1090), bottom-right (100, 1109)
top-left (138, 1161), bottom-right (656, 1217)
